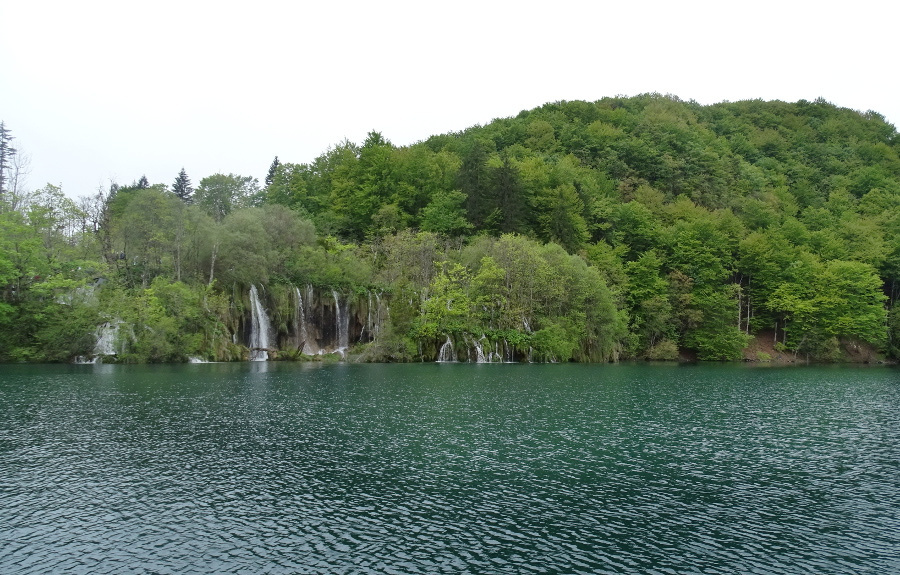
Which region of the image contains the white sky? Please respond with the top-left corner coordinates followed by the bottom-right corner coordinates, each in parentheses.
top-left (1, 0), bottom-right (897, 198)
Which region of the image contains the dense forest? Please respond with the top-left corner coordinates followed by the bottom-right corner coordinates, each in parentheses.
top-left (1, 95), bottom-right (898, 363)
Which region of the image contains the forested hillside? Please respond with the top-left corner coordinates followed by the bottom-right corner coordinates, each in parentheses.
top-left (1, 95), bottom-right (898, 362)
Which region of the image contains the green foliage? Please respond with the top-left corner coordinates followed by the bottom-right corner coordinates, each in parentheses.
top-left (399, 234), bottom-right (626, 362)
top-left (625, 250), bottom-right (674, 354)
top-left (417, 262), bottom-right (473, 338)
top-left (532, 183), bottom-right (588, 251)
top-left (767, 259), bottom-right (887, 357)
top-left (646, 339), bottom-right (680, 361)
top-left (286, 241), bottom-right (372, 289)
top-left (4, 96), bottom-right (899, 363)
top-left (888, 305), bottom-right (900, 359)
top-left (172, 168), bottom-right (193, 203)
top-left (0, 121), bottom-right (17, 199)
top-left (91, 278), bottom-right (233, 362)
top-left (420, 190), bottom-right (471, 236)
top-left (112, 187), bottom-right (183, 287)
top-left (212, 205), bottom-right (316, 286)
top-left (531, 321), bottom-right (578, 362)
top-left (194, 173), bottom-right (260, 222)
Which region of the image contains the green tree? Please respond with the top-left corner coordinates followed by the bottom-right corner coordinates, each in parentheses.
top-left (458, 138), bottom-right (495, 229)
top-left (265, 156), bottom-right (281, 187)
top-left (625, 250), bottom-right (674, 353)
top-left (486, 151), bottom-right (528, 234)
top-left (767, 259), bottom-right (887, 356)
top-left (0, 121), bottom-right (16, 202)
top-left (0, 209), bottom-right (46, 302)
top-left (532, 183), bottom-right (588, 252)
top-left (111, 187), bottom-right (182, 287)
top-left (214, 205), bottom-right (316, 286)
top-left (420, 190), bottom-right (471, 236)
top-left (194, 173), bottom-right (259, 222)
top-left (418, 262), bottom-right (473, 339)
top-left (172, 168), bottom-right (193, 203)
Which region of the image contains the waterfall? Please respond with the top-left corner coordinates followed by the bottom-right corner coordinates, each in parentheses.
top-left (490, 340), bottom-right (502, 363)
top-left (94, 321), bottom-right (121, 357)
top-left (375, 292), bottom-right (385, 341)
top-left (362, 291), bottom-right (386, 343)
top-left (249, 285), bottom-right (271, 361)
top-left (361, 291), bottom-right (373, 342)
top-left (305, 285), bottom-right (319, 354)
top-left (306, 285), bottom-right (315, 313)
top-left (83, 319), bottom-right (133, 363)
top-left (332, 289), bottom-right (349, 357)
top-left (472, 336), bottom-right (487, 363)
top-left (503, 339), bottom-right (515, 363)
top-left (437, 336), bottom-right (456, 362)
top-left (294, 286), bottom-right (312, 355)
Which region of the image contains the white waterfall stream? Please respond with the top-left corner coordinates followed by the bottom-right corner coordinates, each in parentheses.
top-left (362, 292), bottom-right (373, 342)
top-left (374, 292), bottom-right (385, 341)
top-left (503, 339), bottom-right (515, 363)
top-left (437, 336), bottom-right (456, 362)
top-left (294, 286), bottom-right (314, 355)
top-left (332, 290), bottom-right (349, 357)
top-left (249, 285), bottom-right (271, 361)
top-left (94, 321), bottom-right (121, 357)
top-left (472, 336), bottom-right (487, 363)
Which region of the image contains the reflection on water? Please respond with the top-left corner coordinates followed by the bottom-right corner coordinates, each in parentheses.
top-left (1, 363), bottom-right (898, 574)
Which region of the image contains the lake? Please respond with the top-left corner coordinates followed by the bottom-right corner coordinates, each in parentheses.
top-left (1, 362), bottom-right (898, 574)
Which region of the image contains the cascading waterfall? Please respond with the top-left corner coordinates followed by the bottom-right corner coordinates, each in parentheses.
top-left (437, 336), bottom-right (456, 362)
top-left (365, 291), bottom-right (387, 342)
top-left (79, 320), bottom-right (129, 362)
top-left (294, 286), bottom-right (313, 355)
top-left (374, 292), bottom-right (385, 341)
top-left (361, 292), bottom-right (373, 342)
top-left (305, 284), bottom-right (319, 354)
top-left (94, 321), bottom-right (121, 357)
top-left (306, 285), bottom-right (315, 314)
top-left (503, 339), bottom-right (515, 363)
top-left (489, 340), bottom-right (502, 363)
top-left (249, 285), bottom-right (271, 361)
top-left (472, 336), bottom-right (487, 363)
top-left (332, 289), bottom-right (349, 357)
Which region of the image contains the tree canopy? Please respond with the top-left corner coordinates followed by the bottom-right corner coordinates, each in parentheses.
top-left (1, 96), bottom-right (898, 363)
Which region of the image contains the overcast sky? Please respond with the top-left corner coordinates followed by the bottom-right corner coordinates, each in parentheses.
top-left (1, 0), bottom-right (897, 199)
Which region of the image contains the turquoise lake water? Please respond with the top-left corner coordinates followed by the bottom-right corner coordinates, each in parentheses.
top-left (1, 362), bottom-right (898, 573)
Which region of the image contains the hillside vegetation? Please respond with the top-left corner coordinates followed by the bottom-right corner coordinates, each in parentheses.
top-left (1, 95), bottom-right (898, 362)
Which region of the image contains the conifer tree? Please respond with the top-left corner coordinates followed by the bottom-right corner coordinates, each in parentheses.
top-left (265, 156), bottom-right (280, 187)
top-left (137, 175), bottom-right (150, 189)
top-left (172, 168), bottom-right (193, 203)
top-left (0, 121), bottom-right (17, 201)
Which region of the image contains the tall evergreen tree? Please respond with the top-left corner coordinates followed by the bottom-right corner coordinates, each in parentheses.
top-left (136, 175), bottom-right (150, 189)
top-left (172, 168), bottom-right (193, 203)
top-left (0, 121), bottom-right (17, 201)
top-left (265, 156), bottom-right (280, 187)
top-left (458, 139), bottom-right (493, 229)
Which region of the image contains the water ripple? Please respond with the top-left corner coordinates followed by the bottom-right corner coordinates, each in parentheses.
top-left (1, 363), bottom-right (898, 573)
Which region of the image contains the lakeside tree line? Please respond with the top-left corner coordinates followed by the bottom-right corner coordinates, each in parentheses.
top-left (1, 95), bottom-right (898, 362)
